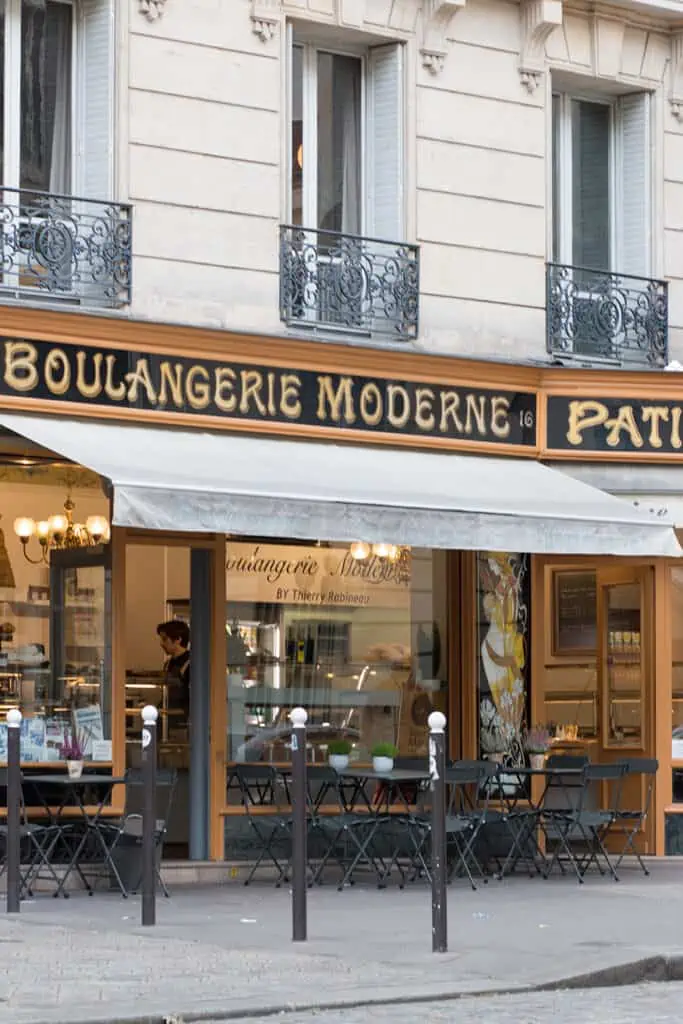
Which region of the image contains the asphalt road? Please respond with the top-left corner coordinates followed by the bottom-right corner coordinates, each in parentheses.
top-left (213, 982), bottom-right (683, 1023)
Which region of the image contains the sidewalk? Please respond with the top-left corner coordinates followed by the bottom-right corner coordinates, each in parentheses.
top-left (2, 862), bottom-right (683, 1024)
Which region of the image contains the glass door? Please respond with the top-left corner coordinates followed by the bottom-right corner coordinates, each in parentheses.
top-left (49, 545), bottom-right (112, 762)
top-left (597, 567), bottom-right (652, 753)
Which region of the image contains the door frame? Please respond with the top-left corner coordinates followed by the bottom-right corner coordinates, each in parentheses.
top-left (113, 528), bottom-right (226, 860)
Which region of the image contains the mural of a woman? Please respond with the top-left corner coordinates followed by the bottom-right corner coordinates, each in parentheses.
top-left (478, 552), bottom-right (529, 764)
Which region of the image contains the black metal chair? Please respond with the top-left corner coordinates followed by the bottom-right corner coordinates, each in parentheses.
top-left (0, 770), bottom-right (62, 898)
top-left (541, 762), bottom-right (627, 883)
top-left (231, 764), bottom-right (292, 887)
top-left (444, 760), bottom-right (497, 889)
top-left (101, 767), bottom-right (178, 897)
top-left (614, 758), bottom-right (658, 875)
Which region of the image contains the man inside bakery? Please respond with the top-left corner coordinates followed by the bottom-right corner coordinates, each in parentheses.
top-left (157, 620), bottom-right (191, 732)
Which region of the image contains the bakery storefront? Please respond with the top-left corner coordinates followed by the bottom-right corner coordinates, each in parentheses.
top-left (0, 311), bottom-right (680, 861)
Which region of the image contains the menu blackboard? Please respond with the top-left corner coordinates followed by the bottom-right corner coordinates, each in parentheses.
top-left (553, 571), bottom-right (597, 655)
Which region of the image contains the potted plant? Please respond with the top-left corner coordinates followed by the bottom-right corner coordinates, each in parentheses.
top-left (525, 725), bottom-right (551, 770)
top-left (327, 738), bottom-right (352, 772)
top-left (371, 742), bottom-right (397, 774)
top-left (60, 731), bottom-right (86, 779)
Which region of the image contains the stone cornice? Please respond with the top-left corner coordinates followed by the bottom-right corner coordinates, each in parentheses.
top-left (420, 0), bottom-right (466, 75)
top-left (251, 0), bottom-right (281, 42)
top-left (519, 0), bottom-right (563, 91)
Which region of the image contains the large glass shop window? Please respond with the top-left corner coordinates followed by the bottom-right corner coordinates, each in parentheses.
top-left (476, 552), bottom-right (530, 765)
top-left (225, 541), bottom-right (449, 763)
top-left (0, 467), bottom-right (111, 763)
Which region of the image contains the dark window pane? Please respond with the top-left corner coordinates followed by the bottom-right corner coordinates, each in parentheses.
top-left (572, 99), bottom-right (610, 270)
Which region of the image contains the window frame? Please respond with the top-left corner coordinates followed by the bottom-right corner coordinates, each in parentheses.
top-left (288, 37), bottom-right (367, 235)
top-left (1, 0), bottom-right (78, 195)
top-left (552, 90), bottom-right (617, 272)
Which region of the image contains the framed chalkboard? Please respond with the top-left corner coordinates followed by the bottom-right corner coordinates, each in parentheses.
top-left (553, 570), bottom-right (597, 656)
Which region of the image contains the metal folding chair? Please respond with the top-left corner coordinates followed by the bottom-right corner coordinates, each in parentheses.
top-left (444, 760), bottom-right (497, 889)
top-left (614, 757), bottom-right (658, 875)
top-left (0, 770), bottom-right (62, 897)
top-left (542, 762), bottom-right (627, 883)
top-left (232, 764), bottom-right (292, 886)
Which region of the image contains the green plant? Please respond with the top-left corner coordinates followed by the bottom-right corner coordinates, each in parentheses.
top-left (371, 742), bottom-right (398, 758)
top-left (327, 739), bottom-right (352, 756)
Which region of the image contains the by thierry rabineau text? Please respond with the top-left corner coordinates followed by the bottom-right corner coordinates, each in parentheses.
top-left (1, 340), bottom-right (536, 445)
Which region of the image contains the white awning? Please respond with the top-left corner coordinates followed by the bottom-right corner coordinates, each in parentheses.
top-left (0, 412), bottom-right (679, 557)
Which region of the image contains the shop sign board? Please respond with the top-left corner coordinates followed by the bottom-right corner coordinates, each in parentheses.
top-left (547, 395), bottom-right (683, 456)
top-left (0, 338), bottom-right (538, 451)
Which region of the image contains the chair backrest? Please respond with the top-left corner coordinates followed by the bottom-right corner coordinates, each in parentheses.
top-left (446, 760), bottom-right (496, 813)
top-left (394, 756), bottom-right (428, 772)
top-left (620, 758), bottom-right (658, 817)
top-left (579, 762), bottom-right (627, 815)
top-left (543, 754), bottom-right (590, 811)
top-left (546, 754), bottom-right (589, 770)
top-left (123, 767), bottom-right (178, 829)
top-left (622, 758), bottom-right (658, 776)
top-left (230, 763), bottom-right (283, 811)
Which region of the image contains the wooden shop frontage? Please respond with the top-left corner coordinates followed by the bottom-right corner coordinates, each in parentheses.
top-left (0, 304), bottom-right (682, 860)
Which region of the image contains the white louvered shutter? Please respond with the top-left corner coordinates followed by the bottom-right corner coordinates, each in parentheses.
top-left (366, 43), bottom-right (404, 240)
top-left (616, 92), bottom-right (651, 277)
top-left (79, 0), bottom-right (114, 199)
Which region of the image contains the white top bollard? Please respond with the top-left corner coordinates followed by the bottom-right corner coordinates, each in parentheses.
top-left (289, 707), bottom-right (308, 728)
top-left (6, 709), bottom-right (21, 729)
top-left (141, 705), bottom-right (159, 726)
top-left (428, 711), bottom-right (446, 734)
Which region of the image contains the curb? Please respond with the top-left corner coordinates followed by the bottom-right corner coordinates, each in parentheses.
top-left (26, 953), bottom-right (683, 1024)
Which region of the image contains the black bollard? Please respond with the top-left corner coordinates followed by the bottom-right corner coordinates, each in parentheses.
top-left (141, 704), bottom-right (158, 927)
top-left (6, 708), bottom-right (22, 914)
top-left (429, 711), bottom-right (447, 953)
top-left (289, 706), bottom-right (308, 942)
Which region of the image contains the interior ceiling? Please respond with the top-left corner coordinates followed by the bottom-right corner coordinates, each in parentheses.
top-left (0, 429), bottom-right (101, 489)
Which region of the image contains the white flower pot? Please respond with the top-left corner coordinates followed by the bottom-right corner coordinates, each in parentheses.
top-left (328, 754), bottom-right (349, 772)
top-left (529, 753), bottom-right (546, 771)
top-left (373, 756), bottom-right (394, 774)
top-left (67, 760), bottom-right (83, 779)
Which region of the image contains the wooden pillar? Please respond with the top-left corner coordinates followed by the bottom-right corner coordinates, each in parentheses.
top-left (209, 533), bottom-right (227, 861)
top-left (653, 560), bottom-right (672, 856)
top-left (459, 551), bottom-right (477, 761)
top-left (110, 526), bottom-right (127, 813)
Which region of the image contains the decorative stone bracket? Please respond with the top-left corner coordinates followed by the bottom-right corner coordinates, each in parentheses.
top-left (519, 0), bottom-right (563, 92)
top-left (420, 0), bottom-right (466, 75)
top-left (138, 0), bottom-right (167, 21)
top-left (251, 0), bottom-right (281, 42)
top-left (671, 33), bottom-right (683, 119)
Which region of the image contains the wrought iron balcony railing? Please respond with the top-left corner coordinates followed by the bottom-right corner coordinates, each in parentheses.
top-left (546, 262), bottom-right (668, 368)
top-left (0, 188), bottom-right (132, 308)
top-left (279, 225), bottom-right (419, 341)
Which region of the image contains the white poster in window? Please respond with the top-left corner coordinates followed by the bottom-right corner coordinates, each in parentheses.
top-left (45, 718), bottom-right (68, 762)
top-left (20, 717), bottom-right (46, 762)
top-left (72, 705), bottom-right (104, 756)
top-left (91, 739), bottom-right (112, 762)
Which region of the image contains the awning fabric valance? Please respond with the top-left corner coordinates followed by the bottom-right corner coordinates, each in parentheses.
top-left (0, 412), bottom-right (679, 557)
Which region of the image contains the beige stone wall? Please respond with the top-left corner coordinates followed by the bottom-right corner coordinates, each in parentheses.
top-left (122, 0), bottom-right (683, 364)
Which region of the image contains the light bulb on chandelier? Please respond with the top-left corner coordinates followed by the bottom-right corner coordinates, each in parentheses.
top-left (14, 494), bottom-right (110, 564)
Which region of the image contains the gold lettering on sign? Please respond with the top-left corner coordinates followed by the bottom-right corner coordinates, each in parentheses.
top-left (641, 406), bottom-right (670, 449)
top-left (45, 348), bottom-right (71, 396)
top-left (672, 407), bottom-right (683, 450)
top-left (490, 396), bottom-right (511, 439)
top-left (317, 376), bottom-right (356, 424)
top-left (4, 341), bottom-right (38, 393)
top-left (104, 355), bottom-right (126, 401)
top-left (158, 362), bottom-right (184, 408)
top-left (280, 373), bottom-right (302, 420)
top-left (566, 400), bottom-right (609, 446)
top-left (239, 370), bottom-right (267, 416)
top-left (125, 358), bottom-right (157, 405)
top-left (439, 391), bottom-right (463, 433)
top-left (415, 388), bottom-right (435, 431)
top-left (387, 384), bottom-right (410, 428)
top-left (604, 406), bottom-right (643, 449)
top-left (75, 351), bottom-right (103, 399)
top-left (360, 382), bottom-right (383, 427)
top-left (464, 394), bottom-right (486, 436)
top-left (186, 365), bottom-right (211, 410)
top-left (266, 372), bottom-right (277, 417)
top-left (214, 367), bottom-right (237, 413)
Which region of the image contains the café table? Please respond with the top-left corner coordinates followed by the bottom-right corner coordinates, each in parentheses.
top-left (336, 768), bottom-right (432, 888)
top-left (488, 765), bottom-right (585, 878)
top-left (27, 774), bottom-right (126, 897)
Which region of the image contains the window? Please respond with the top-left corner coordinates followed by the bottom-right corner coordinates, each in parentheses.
top-left (0, 0), bottom-right (112, 198)
top-left (552, 91), bottom-right (651, 276)
top-left (289, 38), bottom-right (404, 240)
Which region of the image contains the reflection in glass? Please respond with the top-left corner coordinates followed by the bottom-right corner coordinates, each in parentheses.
top-left (605, 582), bottom-right (642, 746)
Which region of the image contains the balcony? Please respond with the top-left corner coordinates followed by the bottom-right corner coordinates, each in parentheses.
top-left (0, 188), bottom-right (132, 308)
top-left (546, 263), bottom-right (668, 369)
top-left (279, 225), bottom-right (419, 341)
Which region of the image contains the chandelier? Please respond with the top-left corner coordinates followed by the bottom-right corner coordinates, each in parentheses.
top-left (349, 541), bottom-right (411, 583)
top-left (13, 494), bottom-right (109, 564)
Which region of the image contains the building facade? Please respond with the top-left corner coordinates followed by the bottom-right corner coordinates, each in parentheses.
top-left (1, 0), bottom-right (683, 864)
